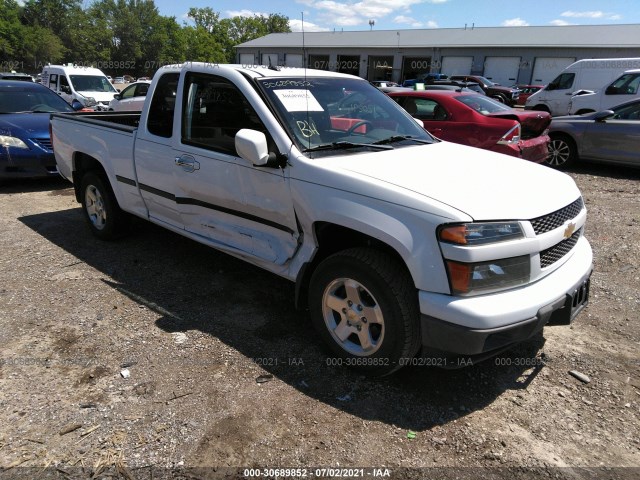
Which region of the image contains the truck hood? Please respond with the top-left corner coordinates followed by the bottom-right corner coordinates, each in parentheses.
top-left (324, 142), bottom-right (581, 221)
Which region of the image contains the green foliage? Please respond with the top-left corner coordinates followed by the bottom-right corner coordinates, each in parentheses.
top-left (1, 1), bottom-right (291, 75)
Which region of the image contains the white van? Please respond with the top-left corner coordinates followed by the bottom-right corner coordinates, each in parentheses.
top-left (568, 69), bottom-right (640, 114)
top-left (525, 58), bottom-right (640, 116)
top-left (41, 64), bottom-right (118, 109)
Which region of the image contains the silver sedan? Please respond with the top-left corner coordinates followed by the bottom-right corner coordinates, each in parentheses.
top-left (546, 99), bottom-right (640, 169)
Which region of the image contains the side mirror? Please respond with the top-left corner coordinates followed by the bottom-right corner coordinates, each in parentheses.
top-left (594, 110), bottom-right (614, 122)
top-left (605, 86), bottom-right (618, 95)
top-left (235, 129), bottom-right (271, 166)
top-left (113, 94), bottom-right (121, 101)
top-left (413, 117), bottom-right (424, 128)
top-left (546, 83), bottom-right (556, 91)
top-left (71, 99), bottom-right (84, 111)
top-left (61, 86), bottom-right (71, 94)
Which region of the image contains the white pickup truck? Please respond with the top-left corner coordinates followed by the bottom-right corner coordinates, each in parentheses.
top-left (51, 63), bottom-right (593, 375)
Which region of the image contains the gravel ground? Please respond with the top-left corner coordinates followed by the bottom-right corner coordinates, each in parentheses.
top-left (0, 163), bottom-right (639, 480)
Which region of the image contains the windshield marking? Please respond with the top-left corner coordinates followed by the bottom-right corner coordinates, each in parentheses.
top-left (274, 89), bottom-right (324, 112)
top-left (297, 119), bottom-right (320, 138)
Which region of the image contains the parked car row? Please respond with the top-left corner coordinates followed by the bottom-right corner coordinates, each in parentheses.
top-left (389, 90), bottom-right (550, 163)
top-left (2, 65), bottom-right (638, 183)
top-left (525, 57), bottom-right (640, 115)
top-left (0, 81), bottom-right (79, 179)
top-left (547, 99), bottom-right (640, 169)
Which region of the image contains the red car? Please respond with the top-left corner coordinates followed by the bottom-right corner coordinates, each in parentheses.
top-left (515, 84), bottom-right (544, 106)
top-left (389, 90), bottom-right (551, 163)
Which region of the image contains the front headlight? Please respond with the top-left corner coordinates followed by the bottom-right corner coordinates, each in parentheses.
top-left (439, 222), bottom-right (524, 245)
top-left (0, 135), bottom-right (29, 149)
top-left (446, 255), bottom-right (530, 295)
top-left (439, 222), bottom-right (529, 295)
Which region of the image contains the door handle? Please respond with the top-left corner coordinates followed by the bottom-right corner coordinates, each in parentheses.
top-left (175, 155), bottom-right (200, 173)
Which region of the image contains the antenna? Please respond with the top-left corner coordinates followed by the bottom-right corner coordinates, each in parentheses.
top-left (302, 12), bottom-right (310, 150)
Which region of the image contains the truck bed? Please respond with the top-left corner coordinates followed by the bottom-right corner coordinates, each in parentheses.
top-left (50, 111), bottom-right (141, 132)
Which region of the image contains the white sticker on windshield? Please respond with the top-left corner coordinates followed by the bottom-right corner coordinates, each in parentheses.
top-left (273, 89), bottom-right (324, 112)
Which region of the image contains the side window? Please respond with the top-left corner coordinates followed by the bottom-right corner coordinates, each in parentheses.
top-left (182, 72), bottom-right (267, 156)
top-left (613, 102), bottom-right (640, 120)
top-left (121, 84), bottom-right (136, 99)
top-left (555, 73), bottom-right (575, 90)
top-left (414, 98), bottom-right (449, 121)
top-left (607, 74), bottom-right (640, 95)
top-left (147, 73), bottom-right (179, 138)
top-left (136, 83), bottom-right (150, 97)
top-left (59, 75), bottom-right (70, 92)
top-left (49, 74), bottom-right (58, 88)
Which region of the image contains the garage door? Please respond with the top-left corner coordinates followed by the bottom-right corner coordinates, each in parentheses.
top-left (261, 53), bottom-right (279, 67)
top-left (239, 53), bottom-right (255, 67)
top-left (441, 56), bottom-right (473, 76)
top-left (285, 54), bottom-right (303, 67)
top-left (531, 57), bottom-right (575, 85)
top-left (484, 57), bottom-right (521, 86)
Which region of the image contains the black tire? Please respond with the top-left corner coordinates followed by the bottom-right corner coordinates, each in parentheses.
top-left (546, 134), bottom-right (578, 169)
top-left (491, 95), bottom-right (506, 104)
top-left (80, 172), bottom-right (128, 240)
top-left (308, 248), bottom-right (421, 376)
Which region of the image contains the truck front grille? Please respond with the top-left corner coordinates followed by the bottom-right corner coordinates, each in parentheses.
top-left (530, 197), bottom-right (583, 235)
top-left (540, 228), bottom-right (582, 268)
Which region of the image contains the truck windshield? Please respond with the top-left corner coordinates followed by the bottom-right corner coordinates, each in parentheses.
top-left (256, 77), bottom-right (433, 154)
top-left (69, 75), bottom-right (117, 93)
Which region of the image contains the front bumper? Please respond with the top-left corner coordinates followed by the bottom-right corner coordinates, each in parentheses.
top-left (418, 236), bottom-right (593, 358)
top-left (0, 149), bottom-right (58, 179)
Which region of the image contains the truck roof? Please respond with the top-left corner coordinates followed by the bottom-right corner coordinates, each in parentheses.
top-left (42, 65), bottom-right (108, 76)
top-left (157, 63), bottom-right (360, 80)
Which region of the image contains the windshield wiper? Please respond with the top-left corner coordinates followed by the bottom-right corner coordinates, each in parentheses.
top-left (372, 135), bottom-right (433, 145)
top-left (302, 141), bottom-right (393, 153)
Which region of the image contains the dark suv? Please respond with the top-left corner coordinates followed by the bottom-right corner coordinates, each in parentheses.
top-left (450, 75), bottom-right (519, 106)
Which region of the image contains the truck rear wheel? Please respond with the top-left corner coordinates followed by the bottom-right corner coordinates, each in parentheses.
top-left (308, 248), bottom-right (421, 376)
top-left (80, 172), bottom-right (128, 240)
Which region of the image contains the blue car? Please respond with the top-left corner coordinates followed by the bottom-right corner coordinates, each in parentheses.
top-left (0, 80), bottom-right (77, 179)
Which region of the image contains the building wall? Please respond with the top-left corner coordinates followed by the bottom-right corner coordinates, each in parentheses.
top-left (236, 46), bottom-right (640, 85)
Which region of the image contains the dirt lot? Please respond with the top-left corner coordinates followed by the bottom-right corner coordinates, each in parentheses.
top-left (0, 164), bottom-right (639, 480)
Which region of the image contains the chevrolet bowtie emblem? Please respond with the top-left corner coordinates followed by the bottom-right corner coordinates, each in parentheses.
top-left (564, 222), bottom-right (576, 239)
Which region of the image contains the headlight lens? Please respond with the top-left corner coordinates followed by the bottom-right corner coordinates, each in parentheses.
top-left (446, 255), bottom-right (530, 295)
top-left (0, 135), bottom-right (29, 149)
top-left (439, 222), bottom-right (523, 245)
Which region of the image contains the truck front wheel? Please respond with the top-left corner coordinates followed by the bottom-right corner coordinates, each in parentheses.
top-left (308, 248), bottom-right (421, 376)
top-left (80, 172), bottom-right (127, 240)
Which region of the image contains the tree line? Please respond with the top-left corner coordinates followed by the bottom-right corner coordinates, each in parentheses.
top-left (0, 0), bottom-right (290, 77)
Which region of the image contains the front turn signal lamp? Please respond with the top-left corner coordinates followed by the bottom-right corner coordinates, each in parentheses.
top-left (439, 222), bottom-right (524, 246)
top-left (446, 256), bottom-right (530, 295)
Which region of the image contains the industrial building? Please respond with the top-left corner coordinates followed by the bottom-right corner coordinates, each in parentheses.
top-left (236, 24), bottom-right (640, 86)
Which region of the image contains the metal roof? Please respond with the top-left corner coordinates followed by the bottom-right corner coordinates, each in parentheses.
top-left (237, 24), bottom-right (640, 49)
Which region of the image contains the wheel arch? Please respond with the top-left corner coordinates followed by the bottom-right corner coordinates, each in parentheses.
top-left (294, 222), bottom-right (414, 310)
top-left (72, 152), bottom-right (109, 203)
